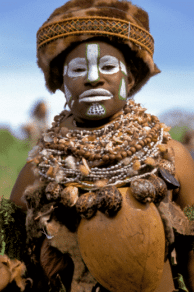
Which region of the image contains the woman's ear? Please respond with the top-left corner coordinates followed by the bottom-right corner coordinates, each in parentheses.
top-left (127, 72), bottom-right (135, 95)
top-left (60, 81), bottom-right (65, 93)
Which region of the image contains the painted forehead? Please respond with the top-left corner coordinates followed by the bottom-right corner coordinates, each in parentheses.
top-left (64, 43), bottom-right (127, 77)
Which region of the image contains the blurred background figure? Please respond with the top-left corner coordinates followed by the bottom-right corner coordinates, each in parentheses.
top-left (0, 100), bottom-right (48, 199)
top-left (160, 108), bottom-right (194, 160)
top-left (182, 130), bottom-right (194, 159)
top-left (22, 100), bottom-right (48, 147)
top-left (0, 127), bottom-right (30, 199)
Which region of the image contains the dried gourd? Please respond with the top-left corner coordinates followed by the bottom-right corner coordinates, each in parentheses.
top-left (78, 187), bottom-right (165, 292)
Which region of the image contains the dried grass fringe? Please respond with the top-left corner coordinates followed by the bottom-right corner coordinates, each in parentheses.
top-left (0, 197), bottom-right (27, 261)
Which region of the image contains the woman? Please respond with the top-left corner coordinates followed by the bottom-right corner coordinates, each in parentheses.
top-left (2, 0), bottom-right (194, 291)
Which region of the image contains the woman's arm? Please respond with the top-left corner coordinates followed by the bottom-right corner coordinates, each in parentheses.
top-left (10, 162), bottom-right (36, 211)
top-left (169, 139), bottom-right (194, 291)
top-left (169, 139), bottom-right (194, 208)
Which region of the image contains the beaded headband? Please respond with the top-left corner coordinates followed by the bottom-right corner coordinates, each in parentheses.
top-left (37, 16), bottom-right (154, 57)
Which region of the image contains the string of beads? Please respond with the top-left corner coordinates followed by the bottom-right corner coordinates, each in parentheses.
top-left (28, 100), bottom-right (171, 189)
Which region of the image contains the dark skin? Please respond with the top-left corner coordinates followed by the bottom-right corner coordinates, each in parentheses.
top-left (10, 140), bottom-right (194, 291)
top-left (168, 139), bottom-right (194, 292)
top-left (10, 41), bottom-right (194, 291)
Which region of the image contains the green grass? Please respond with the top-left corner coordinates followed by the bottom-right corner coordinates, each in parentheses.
top-left (0, 129), bottom-right (31, 199)
top-left (169, 125), bottom-right (190, 142)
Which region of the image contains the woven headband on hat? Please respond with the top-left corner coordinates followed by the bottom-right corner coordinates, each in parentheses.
top-left (37, 0), bottom-right (160, 94)
top-left (37, 15), bottom-right (154, 57)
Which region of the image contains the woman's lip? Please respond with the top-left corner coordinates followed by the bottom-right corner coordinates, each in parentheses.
top-left (79, 89), bottom-right (113, 98)
top-left (79, 96), bottom-right (112, 103)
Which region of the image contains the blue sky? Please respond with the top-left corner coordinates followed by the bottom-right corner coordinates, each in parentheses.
top-left (1, 0), bottom-right (194, 134)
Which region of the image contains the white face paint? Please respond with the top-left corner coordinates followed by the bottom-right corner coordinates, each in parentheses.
top-left (120, 61), bottom-right (128, 76)
top-left (64, 85), bottom-right (72, 103)
top-left (79, 89), bottom-right (113, 103)
top-left (63, 40), bottom-right (130, 121)
top-left (64, 45), bottom-right (122, 80)
top-left (86, 44), bottom-right (100, 82)
top-left (63, 64), bottom-right (68, 76)
top-left (66, 58), bottom-right (87, 78)
top-left (71, 100), bottom-right (75, 108)
top-left (86, 103), bottom-right (106, 117)
top-left (99, 56), bottom-right (120, 75)
top-left (119, 78), bottom-right (127, 100)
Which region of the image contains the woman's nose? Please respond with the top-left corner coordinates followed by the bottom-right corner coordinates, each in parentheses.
top-left (84, 78), bottom-right (104, 87)
top-left (85, 65), bottom-right (104, 86)
top-left (87, 64), bottom-right (99, 83)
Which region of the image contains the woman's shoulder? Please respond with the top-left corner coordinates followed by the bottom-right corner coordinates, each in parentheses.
top-left (55, 110), bottom-right (78, 130)
top-left (167, 139), bottom-right (194, 164)
top-left (167, 139), bottom-right (194, 207)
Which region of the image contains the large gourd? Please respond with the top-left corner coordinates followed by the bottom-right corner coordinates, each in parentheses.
top-left (77, 187), bottom-right (165, 292)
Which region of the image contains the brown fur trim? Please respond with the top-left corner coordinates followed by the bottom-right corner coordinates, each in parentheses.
top-left (96, 1), bottom-right (129, 11)
top-left (59, 0), bottom-right (95, 11)
top-left (86, 8), bottom-right (127, 19)
top-left (45, 0), bottom-right (96, 24)
top-left (134, 7), bottom-right (149, 31)
top-left (61, 12), bottom-right (73, 19)
top-left (37, 0), bottom-right (160, 94)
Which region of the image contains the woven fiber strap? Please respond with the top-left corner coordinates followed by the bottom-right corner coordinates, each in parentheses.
top-left (37, 16), bottom-right (154, 56)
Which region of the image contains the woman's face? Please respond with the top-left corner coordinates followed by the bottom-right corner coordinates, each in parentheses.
top-left (63, 40), bottom-right (133, 121)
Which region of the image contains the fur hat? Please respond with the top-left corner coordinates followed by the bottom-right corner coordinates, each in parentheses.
top-left (37, 0), bottom-right (160, 96)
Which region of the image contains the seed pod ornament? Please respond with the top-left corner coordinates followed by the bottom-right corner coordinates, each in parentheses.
top-left (130, 179), bottom-right (156, 203)
top-left (61, 186), bottom-right (79, 207)
top-left (76, 192), bottom-right (97, 219)
top-left (45, 182), bottom-right (63, 200)
top-left (148, 175), bottom-right (168, 205)
top-left (96, 186), bottom-right (122, 216)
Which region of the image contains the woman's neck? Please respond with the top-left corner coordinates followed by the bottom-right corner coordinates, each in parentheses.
top-left (73, 111), bottom-right (123, 129)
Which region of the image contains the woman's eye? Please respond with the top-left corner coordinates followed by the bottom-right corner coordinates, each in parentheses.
top-left (102, 65), bottom-right (115, 71)
top-left (74, 68), bottom-right (86, 73)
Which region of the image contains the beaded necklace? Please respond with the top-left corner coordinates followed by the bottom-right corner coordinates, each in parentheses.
top-left (28, 100), bottom-right (171, 190)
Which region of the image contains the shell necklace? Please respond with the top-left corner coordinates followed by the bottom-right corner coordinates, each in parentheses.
top-left (28, 100), bottom-right (171, 190)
